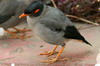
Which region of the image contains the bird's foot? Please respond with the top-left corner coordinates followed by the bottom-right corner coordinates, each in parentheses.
top-left (9, 34), bottom-right (18, 39)
top-left (16, 34), bottom-right (32, 40)
top-left (40, 51), bottom-right (59, 56)
top-left (13, 27), bottom-right (31, 34)
top-left (9, 33), bottom-right (31, 40)
top-left (41, 58), bottom-right (57, 63)
top-left (41, 57), bottom-right (69, 63)
top-left (5, 28), bottom-right (32, 40)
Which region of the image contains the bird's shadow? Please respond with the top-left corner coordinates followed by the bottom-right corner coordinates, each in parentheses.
top-left (62, 50), bottom-right (93, 61)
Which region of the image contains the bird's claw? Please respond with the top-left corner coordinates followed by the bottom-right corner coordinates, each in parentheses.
top-left (40, 51), bottom-right (59, 56)
top-left (9, 34), bottom-right (32, 40)
top-left (9, 35), bottom-right (18, 39)
top-left (41, 58), bottom-right (69, 63)
top-left (41, 58), bottom-right (58, 63)
top-left (13, 27), bottom-right (31, 33)
top-left (18, 34), bottom-right (32, 40)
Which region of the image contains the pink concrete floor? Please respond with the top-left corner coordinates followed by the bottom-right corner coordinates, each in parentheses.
top-left (0, 22), bottom-right (100, 66)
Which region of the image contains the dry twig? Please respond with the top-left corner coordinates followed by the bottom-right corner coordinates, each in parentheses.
top-left (51, 0), bottom-right (99, 26)
top-left (51, 0), bottom-right (57, 8)
top-left (66, 14), bottom-right (99, 26)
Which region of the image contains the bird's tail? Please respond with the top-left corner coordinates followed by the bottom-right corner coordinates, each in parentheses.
top-left (82, 38), bottom-right (92, 46)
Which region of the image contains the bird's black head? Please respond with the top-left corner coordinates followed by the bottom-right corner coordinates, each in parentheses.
top-left (20, 1), bottom-right (44, 18)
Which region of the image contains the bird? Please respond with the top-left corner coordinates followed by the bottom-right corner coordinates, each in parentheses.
top-left (19, 1), bottom-right (92, 63)
top-left (0, 0), bottom-right (31, 39)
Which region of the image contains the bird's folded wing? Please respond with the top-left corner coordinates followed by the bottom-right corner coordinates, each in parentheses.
top-left (0, 13), bottom-right (15, 24)
top-left (39, 6), bottom-right (85, 40)
top-left (39, 7), bottom-right (73, 32)
top-left (0, 0), bottom-right (20, 24)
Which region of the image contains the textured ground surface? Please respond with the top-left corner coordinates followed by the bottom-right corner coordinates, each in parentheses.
top-left (0, 22), bottom-right (100, 66)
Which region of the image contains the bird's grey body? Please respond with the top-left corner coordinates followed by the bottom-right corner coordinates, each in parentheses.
top-left (23, 1), bottom-right (91, 46)
top-left (27, 5), bottom-right (73, 45)
top-left (0, 0), bottom-right (27, 29)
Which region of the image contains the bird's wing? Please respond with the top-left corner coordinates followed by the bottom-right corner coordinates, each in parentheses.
top-left (0, 0), bottom-right (18, 24)
top-left (39, 7), bottom-right (91, 46)
top-left (40, 13), bottom-right (82, 40)
top-left (39, 7), bottom-right (73, 32)
top-left (0, 13), bottom-right (15, 24)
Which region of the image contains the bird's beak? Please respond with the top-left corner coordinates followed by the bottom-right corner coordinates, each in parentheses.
top-left (19, 13), bottom-right (28, 18)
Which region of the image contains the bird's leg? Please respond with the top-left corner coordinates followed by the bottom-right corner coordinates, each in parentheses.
top-left (41, 45), bottom-right (69, 63)
top-left (40, 45), bottom-right (58, 56)
top-left (12, 27), bottom-right (31, 33)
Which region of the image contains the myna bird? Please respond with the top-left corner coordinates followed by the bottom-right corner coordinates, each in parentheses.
top-left (0, 0), bottom-right (31, 39)
top-left (19, 1), bottom-right (92, 63)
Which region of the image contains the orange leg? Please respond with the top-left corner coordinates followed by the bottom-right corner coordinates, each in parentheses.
top-left (40, 45), bottom-right (58, 56)
top-left (41, 45), bottom-right (69, 63)
top-left (12, 27), bottom-right (31, 33)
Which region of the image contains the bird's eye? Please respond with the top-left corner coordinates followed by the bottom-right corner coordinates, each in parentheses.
top-left (34, 9), bottom-right (40, 14)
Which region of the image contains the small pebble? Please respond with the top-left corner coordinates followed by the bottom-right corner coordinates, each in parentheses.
top-left (40, 45), bottom-right (44, 47)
